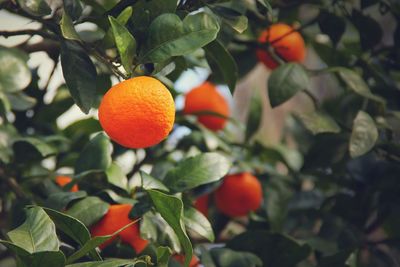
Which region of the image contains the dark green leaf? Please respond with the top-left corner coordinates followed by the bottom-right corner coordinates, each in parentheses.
top-left (60, 12), bottom-right (80, 40)
top-left (210, 247), bottom-right (262, 267)
top-left (108, 16), bottom-right (137, 75)
top-left (361, 0), bottom-right (378, 8)
top-left (140, 171), bottom-right (169, 192)
top-left (6, 92), bottom-right (37, 111)
top-left (318, 11), bottom-right (346, 45)
top-left (294, 111), bottom-right (340, 135)
top-left (163, 152), bottom-right (231, 192)
top-left (105, 163), bottom-right (128, 190)
top-left (75, 132), bottom-right (112, 174)
top-left (210, 5), bottom-right (248, 33)
top-left (66, 196), bottom-right (109, 226)
top-left (13, 137), bottom-right (57, 162)
top-left (227, 231), bottom-right (311, 267)
top-left (42, 208), bottom-right (101, 261)
top-left (183, 207), bottom-right (214, 242)
top-left (66, 258), bottom-right (144, 267)
top-left (268, 63), bottom-right (310, 107)
top-left (156, 246), bottom-right (172, 267)
top-left (17, 0), bottom-right (51, 16)
top-left (0, 47), bottom-right (31, 92)
top-left (46, 191), bottom-right (87, 210)
top-left (245, 90), bottom-right (263, 141)
top-left (147, 190), bottom-right (192, 267)
top-left (141, 12), bottom-right (220, 63)
top-left (351, 10), bottom-right (383, 50)
top-left (7, 206), bottom-right (59, 253)
top-left (204, 40), bottom-right (238, 93)
top-left (16, 251), bottom-right (65, 267)
top-left (60, 41), bottom-right (97, 114)
top-left (349, 111), bottom-right (378, 158)
top-left (63, 0), bottom-right (83, 21)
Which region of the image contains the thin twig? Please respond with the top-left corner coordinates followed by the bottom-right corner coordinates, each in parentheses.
top-left (0, 29), bottom-right (57, 40)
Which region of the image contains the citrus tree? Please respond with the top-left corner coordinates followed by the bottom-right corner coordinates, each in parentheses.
top-left (0, 0), bottom-right (400, 266)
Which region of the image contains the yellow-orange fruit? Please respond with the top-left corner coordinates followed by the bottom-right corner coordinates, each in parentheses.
top-left (173, 254), bottom-right (200, 267)
top-left (215, 173), bottom-right (263, 217)
top-left (90, 204), bottom-right (148, 253)
top-left (256, 23), bottom-right (306, 69)
top-left (98, 76), bottom-right (175, 148)
top-left (183, 82), bottom-right (229, 131)
top-left (55, 176), bottom-right (79, 192)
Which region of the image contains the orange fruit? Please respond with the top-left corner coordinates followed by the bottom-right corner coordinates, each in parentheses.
top-left (98, 76), bottom-right (175, 148)
top-left (194, 194), bottom-right (209, 217)
top-left (55, 176), bottom-right (79, 192)
top-left (173, 254), bottom-right (200, 267)
top-left (256, 23), bottom-right (306, 69)
top-left (90, 204), bottom-right (148, 253)
top-left (183, 82), bottom-right (229, 131)
top-left (215, 173), bottom-right (263, 217)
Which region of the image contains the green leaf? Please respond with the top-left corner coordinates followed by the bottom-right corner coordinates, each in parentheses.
top-left (16, 0), bottom-right (51, 16)
top-left (66, 259), bottom-right (145, 267)
top-left (352, 10), bottom-right (382, 50)
top-left (63, 0), bottom-right (83, 21)
top-left (147, 190), bottom-right (192, 267)
top-left (66, 196), bottom-right (109, 226)
top-left (106, 163), bottom-right (128, 190)
top-left (349, 111), bottom-right (378, 158)
top-left (156, 246), bottom-right (172, 267)
top-left (227, 231), bottom-right (311, 267)
top-left (61, 11), bottom-right (80, 41)
top-left (140, 171), bottom-right (169, 192)
top-left (6, 92), bottom-right (37, 111)
top-left (108, 16), bottom-right (137, 75)
top-left (268, 63), bottom-right (310, 107)
top-left (75, 132), bottom-right (112, 174)
top-left (0, 47), bottom-right (31, 92)
top-left (66, 220), bottom-right (139, 264)
top-left (318, 11), bottom-right (346, 45)
top-left (42, 208), bottom-right (101, 261)
top-left (13, 137), bottom-right (57, 162)
top-left (16, 250), bottom-right (65, 267)
top-left (183, 207), bottom-right (215, 242)
top-left (60, 40), bottom-right (97, 114)
top-left (46, 191), bottom-right (87, 210)
top-left (7, 206), bottom-right (59, 253)
top-left (163, 152), bottom-right (231, 192)
top-left (337, 68), bottom-right (385, 104)
top-left (141, 12), bottom-right (220, 63)
top-left (0, 91), bottom-right (11, 119)
top-left (0, 124), bottom-right (17, 163)
top-left (204, 40), bottom-right (238, 93)
top-left (209, 5), bottom-right (248, 33)
top-left (294, 111), bottom-right (340, 135)
top-left (210, 247), bottom-right (262, 267)
top-left (245, 90), bottom-right (263, 141)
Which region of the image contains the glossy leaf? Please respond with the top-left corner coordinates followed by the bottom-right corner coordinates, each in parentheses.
top-left (105, 163), bottom-right (128, 190)
top-left (349, 111), bottom-right (378, 158)
top-left (268, 63), bottom-right (310, 107)
top-left (17, 0), bottom-right (51, 16)
top-left (204, 40), bottom-right (238, 93)
top-left (295, 111), bottom-right (340, 135)
top-left (108, 16), bottom-right (137, 75)
top-left (140, 171), bottom-right (169, 192)
top-left (46, 191), bottom-right (87, 210)
top-left (141, 12), bottom-right (220, 63)
top-left (75, 132), bottom-right (112, 174)
top-left (245, 90), bottom-right (263, 141)
top-left (163, 152), bottom-right (231, 192)
top-left (60, 41), bottom-right (97, 114)
top-left (63, 0), bottom-right (83, 21)
top-left (60, 12), bottom-right (80, 41)
top-left (0, 47), bottom-right (31, 93)
top-left (66, 196), bottom-right (109, 226)
top-left (183, 207), bottom-right (215, 242)
top-left (147, 190), bottom-right (192, 267)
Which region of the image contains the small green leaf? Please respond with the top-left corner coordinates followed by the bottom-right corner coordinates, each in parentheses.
top-left (13, 137), bottom-right (57, 162)
top-left (0, 47), bottom-right (31, 92)
top-left (66, 196), bottom-right (109, 226)
top-left (141, 171), bottom-right (169, 192)
top-left (156, 246), bottom-right (172, 267)
top-left (17, 0), bottom-right (51, 16)
top-left (15, 250), bottom-right (65, 267)
top-left (204, 40), bottom-right (238, 93)
top-left (141, 12), bottom-right (220, 63)
top-left (106, 163), bottom-right (128, 190)
top-left (210, 5), bottom-right (248, 33)
top-left (75, 132), bottom-right (112, 174)
top-left (268, 63), bottom-right (310, 107)
top-left (61, 11), bottom-right (80, 40)
top-left (294, 111), bottom-right (340, 135)
top-left (66, 259), bottom-right (144, 267)
top-left (46, 191), bottom-right (87, 210)
top-left (108, 16), bottom-right (137, 75)
top-left (6, 92), bottom-right (37, 111)
top-left (245, 90), bottom-right (263, 141)
top-left (163, 152), bottom-right (231, 192)
top-left (60, 41), bottom-right (97, 114)
top-left (7, 206), bottom-right (59, 253)
top-left (349, 111), bottom-right (378, 158)
top-left (183, 207), bottom-right (214, 242)
top-left (147, 190), bottom-right (192, 267)
top-left (43, 208), bottom-right (101, 261)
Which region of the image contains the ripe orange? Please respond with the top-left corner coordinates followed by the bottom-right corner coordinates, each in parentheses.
top-left (98, 76), bottom-right (175, 149)
top-left (55, 176), bottom-right (79, 192)
top-left (183, 82), bottom-right (229, 131)
top-left (215, 173), bottom-right (263, 217)
top-left (173, 254), bottom-right (200, 267)
top-left (256, 23), bottom-right (306, 69)
top-left (194, 194), bottom-right (209, 217)
top-left (90, 204), bottom-right (148, 253)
